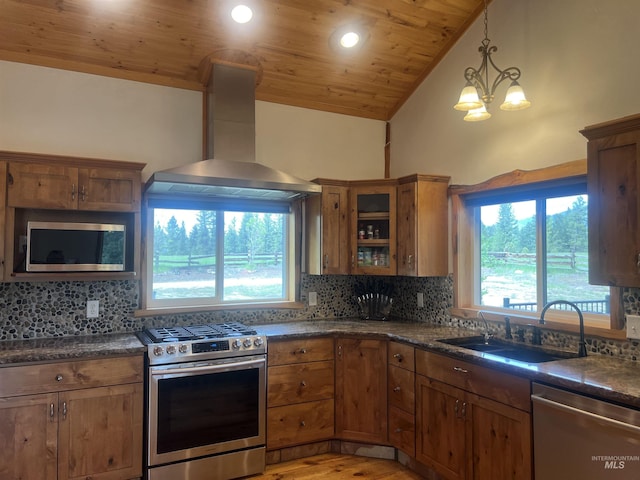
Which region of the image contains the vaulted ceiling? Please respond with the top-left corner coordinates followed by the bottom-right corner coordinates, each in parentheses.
top-left (1, 0), bottom-right (485, 120)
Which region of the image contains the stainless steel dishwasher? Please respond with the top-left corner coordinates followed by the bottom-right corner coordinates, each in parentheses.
top-left (532, 383), bottom-right (640, 479)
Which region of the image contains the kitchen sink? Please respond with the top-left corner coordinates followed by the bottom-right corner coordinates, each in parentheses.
top-left (439, 336), bottom-right (579, 363)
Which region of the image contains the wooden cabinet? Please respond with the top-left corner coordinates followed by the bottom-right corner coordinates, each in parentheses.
top-left (580, 114), bottom-right (640, 287)
top-left (335, 337), bottom-right (388, 443)
top-left (415, 350), bottom-right (532, 480)
top-left (305, 180), bottom-right (350, 275)
top-left (350, 181), bottom-right (397, 275)
top-left (0, 355), bottom-right (144, 480)
top-left (267, 338), bottom-right (335, 450)
top-left (388, 341), bottom-right (415, 457)
top-left (7, 162), bottom-right (141, 212)
top-left (397, 174), bottom-right (450, 277)
top-left (0, 151), bottom-right (145, 281)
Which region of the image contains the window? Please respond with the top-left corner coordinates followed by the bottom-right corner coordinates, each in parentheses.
top-left (452, 160), bottom-right (618, 330)
top-left (144, 199), bottom-right (297, 310)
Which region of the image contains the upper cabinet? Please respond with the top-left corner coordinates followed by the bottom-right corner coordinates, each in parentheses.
top-left (580, 114), bottom-right (640, 287)
top-left (0, 151), bottom-right (145, 282)
top-left (305, 179), bottom-right (350, 275)
top-left (350, 180), bottom-right (397, 276)
top-left (397, 174), bottom-right (450, 277)
top-left (8, 163), bottom-right (141, 212)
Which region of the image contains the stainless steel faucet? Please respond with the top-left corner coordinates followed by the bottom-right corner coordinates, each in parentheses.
top-left (540, 300), bottom-right (587, 357)
top-left (477, 311), bottom-right (492, 344)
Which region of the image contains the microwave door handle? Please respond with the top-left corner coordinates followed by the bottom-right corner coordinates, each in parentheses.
top-left (151, 358), bottom-right (265, 376)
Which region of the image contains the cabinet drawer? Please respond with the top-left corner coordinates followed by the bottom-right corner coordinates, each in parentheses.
top-left (389, 405), bottom-right (415, 458)
top-left (0, 356), bottom-right (144, 397)
top-left (389, 341), bottom-right (415, 371)
top-left (388, 364), bottom-right (415, 414)
top-left (267, 399), bottom-right (334, 450)
top-left (268, 337), bottom-right (334, 366)
top-left (268, 360), bottom-right (334, 407)
top-left (416, 350), bottom-right (531, 412)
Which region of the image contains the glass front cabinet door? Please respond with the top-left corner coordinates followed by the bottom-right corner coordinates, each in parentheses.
top-left (350, 181), bottom-right (397, 275)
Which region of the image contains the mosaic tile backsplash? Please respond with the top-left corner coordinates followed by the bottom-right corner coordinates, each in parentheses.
top-left (1, 275), bottom-right (640, 361)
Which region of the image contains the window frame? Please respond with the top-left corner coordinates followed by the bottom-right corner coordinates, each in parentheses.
top-left (136, 196), bottom-right (304, 316)
top-left (450, 159), bottom-right (625, 336)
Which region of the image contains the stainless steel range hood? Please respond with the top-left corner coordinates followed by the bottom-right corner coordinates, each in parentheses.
top-left (145, 63), bottom-right (321, 201)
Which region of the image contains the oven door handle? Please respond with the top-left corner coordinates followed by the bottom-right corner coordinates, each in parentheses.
top-left (151, 358), bottom-right (265, 376)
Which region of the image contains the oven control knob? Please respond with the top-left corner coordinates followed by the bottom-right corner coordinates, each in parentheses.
top-left (166, 345), bottom-right (177, 355)
top-left (254, 338), bottom-right (264, 347)
top-left (232, 339), bottom-right (242, 350)
top-left (179, 344), bottom-right (189, 353)
top-left (153, 346), bottom-right (164, 357)
top-left (243, 338), bottom-right (253, 348)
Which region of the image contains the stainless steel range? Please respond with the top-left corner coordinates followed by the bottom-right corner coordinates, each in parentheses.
top-left (137, 322), bottom-right (267, 480)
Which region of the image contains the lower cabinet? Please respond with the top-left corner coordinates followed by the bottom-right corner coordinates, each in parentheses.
top-left (415, 350), bottom-right (532, 480)
top-left (267, 337), bottom-right (335, 450)
top-left (0, 356), bottom-right (144, 480)
top-left (388, 341), bottom-right (415, 457)
top-left (335, 337), bottom-right (388, 444)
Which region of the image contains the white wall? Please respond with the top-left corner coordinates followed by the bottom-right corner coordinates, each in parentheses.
top-left (391, 0), bottom-right (640, 185)
top-left (0, 60), bottom-right (385, 181)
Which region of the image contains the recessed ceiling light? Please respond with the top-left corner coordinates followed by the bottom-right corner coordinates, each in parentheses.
top-left (340, 31), bottom-right (360, 48)
top-left (231, 4), bottom-right (253, 24)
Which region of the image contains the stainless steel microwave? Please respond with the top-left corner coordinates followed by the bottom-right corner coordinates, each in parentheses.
top-left (26, 221), bottom-right (126, 272)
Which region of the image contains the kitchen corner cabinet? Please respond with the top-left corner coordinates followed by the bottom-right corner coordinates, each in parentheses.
top-left (266, 338), bottom-right (335, 450)
top-left (335, 337), bottom-right (388, 444)
top-left (580, 114), bottom-right (640, 287)
top-left (0, 355), bottom-right (144, 480)
top-left (350, 181), bottom-right (397, 275)
top-left (387, 341), bottom-right (415, 457)
top-left (305, 179), bottom-right (350, 275)
top-left (415, 350), bottom-right (532, 480)
top-left (397, 174), bottom-right (450, 277)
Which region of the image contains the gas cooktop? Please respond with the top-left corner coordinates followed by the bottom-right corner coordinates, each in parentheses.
top-left (142, 322), bottom-right (258, 343)
top-left (138, 322), bottom-right (266, 365)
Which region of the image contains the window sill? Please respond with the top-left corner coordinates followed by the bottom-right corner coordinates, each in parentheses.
top-left (450, 307), bottom-right (627, 341)
top-left (134, 301), bottom-right (305, 318)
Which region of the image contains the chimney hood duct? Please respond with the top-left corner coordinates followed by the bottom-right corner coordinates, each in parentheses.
top-left (145, 63), bottom-right (321, 201)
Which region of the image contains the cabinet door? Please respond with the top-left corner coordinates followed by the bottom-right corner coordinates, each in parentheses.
top-left (397, 182), bottom-right (417, 276)
top-left (8, 163), bottom-right (78, 209)
top-left (468, 393), bottom-right (532, 480)
top-left (58, 383), bottom-right (143, 480)
top-left (78, 167), bottom-right (141, 212)
top-left (587, 130), bottom-right (640, 286)
top-left (0, 162), bottom-right (5, 280)
top-left (0, 393), bottom-right (58, 480)
top-left (320, 185), bottom-right (350, 274)
top-left (335, 337), bottom-right (388, 443)
top-left (416, 376), bottom-right (466, 480)
top-left (350, 184), bottom-right (397, 275)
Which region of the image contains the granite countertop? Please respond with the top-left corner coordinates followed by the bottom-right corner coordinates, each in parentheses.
top-left (0, 333), bottom-right (146, 365)
top-left (256, 319), bottom-right (640, 409)
top-left (0, 319), bottom-right (638, 409)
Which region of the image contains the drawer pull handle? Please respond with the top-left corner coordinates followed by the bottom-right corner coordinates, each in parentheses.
top-left (393, 353), bottom-right (403, 360)
top-left (62, 401), bottom-right (67, 420)
top-left (461, 402), bottom-right (467, 418)
top-left (300, 381), bottom-right (307, 387)
top-left (394, 428), bottom-right (403, 433)
top-left (455, 399), bottom-right (459, 415)
top-left (297, 348), bottom-right (307, 354)
top-left (300, 420), bottom-right (306, 427)
top-left (50, 403), bottom-right (55, 419)
top-left (453, 366), bottom-right (468, 374)
top-left (393, 386), bottom-right (401, 392)
top-left (56, 374), bottom-right (63, 382)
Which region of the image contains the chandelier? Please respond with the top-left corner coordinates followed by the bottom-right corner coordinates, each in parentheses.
top-left (453, 0), bottom-right (531, 121)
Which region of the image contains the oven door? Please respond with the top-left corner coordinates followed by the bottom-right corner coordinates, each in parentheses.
top-left (148, 354), bottom-right (266, 467)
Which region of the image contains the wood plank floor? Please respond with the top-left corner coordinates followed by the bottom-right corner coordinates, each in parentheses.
top-left (252, 453), bottom-right (424, 479)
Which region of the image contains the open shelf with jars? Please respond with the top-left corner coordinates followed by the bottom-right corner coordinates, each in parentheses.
top-left (350, 182), bottom-right (396, 275)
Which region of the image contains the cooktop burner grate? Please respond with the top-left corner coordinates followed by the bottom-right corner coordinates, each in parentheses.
top-left (144, 322), bottom-right (257, 343)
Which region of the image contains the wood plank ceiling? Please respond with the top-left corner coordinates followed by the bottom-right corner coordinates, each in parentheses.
top-left (0, 0), bottom-right (485, 120)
